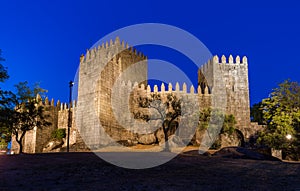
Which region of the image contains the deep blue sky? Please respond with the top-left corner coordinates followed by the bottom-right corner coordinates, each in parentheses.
top-left (0, 0), bottom-right (299, 104)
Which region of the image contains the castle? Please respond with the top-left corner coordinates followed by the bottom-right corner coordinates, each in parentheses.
top-left (11, 37), bottom-right (262, 153)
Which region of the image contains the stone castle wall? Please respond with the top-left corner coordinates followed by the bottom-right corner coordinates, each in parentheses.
top-left (34, 98), bottom-right (59, 153)
top-left (12, 37), bottom-right (259, 153)
top-left (76, 37), bottom-right (148, 148)
top-left (123, 81), bottom-right (212, 142)
top-left (199, 55), bottom-right (251, 137)
top-left (11, 99), bottom-right (80, 154)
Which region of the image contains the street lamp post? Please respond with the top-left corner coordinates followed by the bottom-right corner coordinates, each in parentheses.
top-left (67, 81), bottom-right (74, 152)
top-left (285, 134), bottom-right (293, 159)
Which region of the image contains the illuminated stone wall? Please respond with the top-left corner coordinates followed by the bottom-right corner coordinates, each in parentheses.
top-left (12, 38), bottom-right (258, 153)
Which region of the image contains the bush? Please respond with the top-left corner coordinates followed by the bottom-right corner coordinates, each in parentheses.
top-left (210, 138), bottom-right (221, 150)
top-left (0, 138), bottom-right (8, 149)
top-left (51, 128), bottom-right (66, 140)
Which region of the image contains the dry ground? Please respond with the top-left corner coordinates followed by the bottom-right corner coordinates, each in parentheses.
top-left (0, 148), bottom-right (299, 191)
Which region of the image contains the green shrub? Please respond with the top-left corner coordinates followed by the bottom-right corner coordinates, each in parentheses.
top-left (210, 138), bottom-right (221, 150)
top-left (51, 128), bottom-right (66, 140)
top-left (0, 139), bottom-right (7, 150)
top-left (221, 114), bottom-right (236, 135)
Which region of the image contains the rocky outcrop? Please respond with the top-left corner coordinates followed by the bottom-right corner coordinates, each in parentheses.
top-left (138, 134), bottom-right (157, 145)
top-left (159, 135), bottom-right (185, 148)
top-left (213, 147), bottom-right (281, 161)
top-left (43, 139), bottom-right (64, 152)
top-left (155, 127), bottom-right (165, 143)
top-left (220, 133), bottom-right (242, 147)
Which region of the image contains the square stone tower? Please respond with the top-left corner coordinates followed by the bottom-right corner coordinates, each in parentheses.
top-left (76, 37), bottom-right (148, 148)
top-left (198, 55), bottom-right (251, 137)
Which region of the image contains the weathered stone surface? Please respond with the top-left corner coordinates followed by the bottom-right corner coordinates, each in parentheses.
top-left (169, 135), bottom-right (185, 147)
top-left (193, 129), bottom-right (206, 145)
top-left (43, 140), bottom-right (64, 152)
top-left (271, 148), bottom-right (282, 160)
top-left (155, 127), bottom-right (165, 143)
top-left (11, 40), bottom-right (264, 154)
top-left (138, 134), bottom-right (157, 145)
top-left (148, 119), bottom-right (162, 131)
top-left (117, 140), bottom-right (137, 147)
top-left (159, 135), bottom-right (185, 148)
top-left (136, 108), bottom-right (162, 120)
top-left (155, 122), bottom-right (179, 144)
top-left (213, 147), bottom-right (281, 161)
top-left (220, 133), bottom-right (242, 148)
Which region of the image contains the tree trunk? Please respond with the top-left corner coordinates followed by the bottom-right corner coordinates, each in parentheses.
top-left (18, 141), bottom-right (23, 154)
top-left (162, 117), bottom-right (178, 152)
top-left (15, 131), bottom-right (26, 154)
top-left (162, 125), bottom-right (170, 152)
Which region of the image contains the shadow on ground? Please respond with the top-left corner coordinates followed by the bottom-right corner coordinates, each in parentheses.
top-left (0, 148), bottom-right (299, 191)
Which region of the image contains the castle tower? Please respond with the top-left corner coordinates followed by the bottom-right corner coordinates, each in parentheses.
top-left (11, 38), bottom-right (255, 153)
top-left (198, 55), bottom-right (251, 137)
top-left (76, 37), bottom-right (148, 147)
top-left (11, 97), bottom-right (59, 154)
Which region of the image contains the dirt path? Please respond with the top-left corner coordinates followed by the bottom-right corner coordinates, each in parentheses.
top-left (0, 152), bottom-right (299, 191)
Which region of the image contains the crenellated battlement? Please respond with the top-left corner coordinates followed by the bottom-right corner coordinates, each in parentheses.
top-left (81, 37), bottom-right (147, 63)
top-left (119, 80), bottom-right (211, 95)
top-left (14, 34), bottom-right (254, 154)
top-left (200, 54), bottom-right (248, 74)
top-left (212, 55), bottom-right (247, 65)
top-left (35, 94), bottom-right (77, 111)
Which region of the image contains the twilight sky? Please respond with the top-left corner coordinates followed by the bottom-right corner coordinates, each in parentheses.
top-left (0, 0), bottom-right (299, 104)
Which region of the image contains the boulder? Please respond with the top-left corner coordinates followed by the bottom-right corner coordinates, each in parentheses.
top-left (213, 147), bottom-right (281, 161)
top-left (136, 107), bottom-right (161, 119)
top-left (138, 134), bottom-right (157, 145)
top-left (169, 135), bottom-right (185, 147)
top-left (192, 129), bottom-right (206, 146)
top-left (117, 140), bottom-right (138, 147)
top-left (155, 127), bottom-right (165, 143)
top-left (159, 135), bottom-right (185, 148)
top-left (133, 119), bottom-right (163, 134)
top-left (220, 133), bottom-right (241, 147)
top-left (148, 119), bottom-right (163, 131)
top-left (43, 139), bottom-right (64, 152)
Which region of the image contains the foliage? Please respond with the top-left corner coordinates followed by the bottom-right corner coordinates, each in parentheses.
top-left (198, 108), bottom-right (237, 149)
top-left (0, 49), bottom-right (9, 82)
top-left (14, 81), bottom-right (48, 101)
top-left (0, 51), bottom-right (49, 153)
top-left (0, 117), bottom-right (12, 144)
top-left (51, 128), bottom-right (66, 140)
top-left (257, 79), bottom-right (300, 158)
top-left (210, 139), bottom-right (221, 150)
top-left (0, 81), bottom-right (50, 153)
top-left (250, 102), bottom-right (265, 125)
top-left (198, 108), bottom-right (212, 130)
top-left (135, 93), bottom-right (182, 151)
top-left (0, 138), bottom-right (8, 150)
top-left (0, 51), bottom-right (11, 145)
top-left (198, 108), bottom-right (236, 134)
top-left (221, 114), bottom-right (237, 135)
top-left (0, 91), bottom-right (17, 146)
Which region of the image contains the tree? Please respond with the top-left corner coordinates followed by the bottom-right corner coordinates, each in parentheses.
top-left (0, 49), bottom-right (9, 82)
top-left (0, 81), bottom-right (50, 153)
top-left (0, 49), bottom-right (10, 147)
top-left (198, 108), bottom-right (236, 134)
top-left (257, 79), bottom-right (300, 159)
top-left (221, 114), bottom-right (237, 135)
top-left (0, 50), bottom-right (50, 153)
top-left (198, 108), bottom-right (237, 149)
top-left (250, 102), bottom-right (264, 125)
top-left (0, 93), bottom-right (16, 147)
top-left (135, 93), bottom-right (181, 152)
top-left (0, 91), bottom-right (17, 147)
